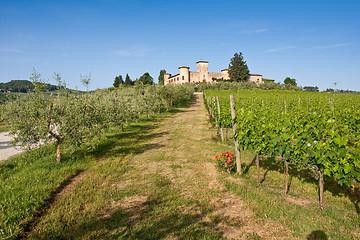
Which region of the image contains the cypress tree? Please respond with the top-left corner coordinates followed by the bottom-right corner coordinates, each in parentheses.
top-left (158, 69), bottom-right (166, 85)
top-left (125, 74), bottom-right (132, 86)
top-left (228, 52), bottom-right (250, 82)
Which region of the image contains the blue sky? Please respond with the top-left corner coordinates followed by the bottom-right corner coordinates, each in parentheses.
top-left (0, 0), bottom-right (359, 91)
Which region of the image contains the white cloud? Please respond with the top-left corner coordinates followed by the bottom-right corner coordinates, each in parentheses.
top-left (312, 43), bottom-right (353, 49)
top-left (60, 53), bottom-right (70, 57)
top-left (115, 47), bottom-right (152, 57)
top-left (0, 48), bottom-right (23, 53)
top-left (220, 42), bottom-right (231, 46)
top-left (265, 46), bottom-right (297, 53)
top-left (17, 33), bottom-right (35, 41)
top-left (239, 28), bottom-right (268, 35)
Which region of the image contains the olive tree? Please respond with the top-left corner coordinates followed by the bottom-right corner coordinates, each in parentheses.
top-left (3, 71), bottom-right (102, 163)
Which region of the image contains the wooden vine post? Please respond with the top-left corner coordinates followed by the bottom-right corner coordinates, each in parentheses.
top-left (230, 94), bottom-right (241, 173)
top-left (212, 96), bottom-right (216, 119)
top-left (319, 169), bottom-right (325, 209)
top-left (255, 152), bottom-right (261, 184)
top-left (216, 96), bottom-right (224, 141)
top-left (283, 156), bottom-right (289, 195)
top-left (208, 97), bottom-right (212, 117)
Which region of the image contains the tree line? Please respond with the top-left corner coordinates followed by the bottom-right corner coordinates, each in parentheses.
top-left (0, 80), bottom-right (58, 93)
top-left (113, 71), bottom-right (167, 87)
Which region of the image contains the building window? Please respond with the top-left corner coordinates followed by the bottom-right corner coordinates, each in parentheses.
top-left (182, 76), bottom-right (184, 80)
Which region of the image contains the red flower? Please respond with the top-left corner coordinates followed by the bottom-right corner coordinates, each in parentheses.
top-left (219, 156), bottom-right (222, 159)
top-left (215, 155), bottom-right (218, 158)
top-left (227, 160), bottom-right (231, 164)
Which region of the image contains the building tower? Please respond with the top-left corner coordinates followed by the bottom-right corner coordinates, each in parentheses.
top-left (196, 61), bottom-right (208, 83)
top-left (179, 66), bottom-right (190, 83)
top-left (164, 73), bottom-right (171, 85)
top-left (221, 69), bottom-right (229, 79)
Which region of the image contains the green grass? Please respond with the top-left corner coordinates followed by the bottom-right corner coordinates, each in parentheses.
top-left (0, 125), bottom-right (10, 132)
top-left (0, 144), bottom-right (94, 239)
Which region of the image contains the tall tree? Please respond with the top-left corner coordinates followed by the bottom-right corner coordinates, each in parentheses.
top-left (228, 52), bottom-right (250, 82)
top-left (125, 74), bottom-right (132, 86)
top-left (113, 75), bottom-right (123, 88)
top-left (284, 77), bottom-right (297, 86)
top-left (138, 72), bottom-right (154, 85)
top-left (158, 69), bottom-right (166, 85)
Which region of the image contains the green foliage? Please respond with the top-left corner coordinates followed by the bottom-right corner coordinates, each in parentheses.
top-left (138, 72), bottom-right (154, 85)
top-left (2, 69), bottom-right (194, 163)
top-left (262, 79), bottom-right (275, 83)
top-left (125, 73), bottom-right (133, 86)
top-left (158, 69), bottom-right (166, 85)
top-left (52, 72), bottom-right (66, 91)
top-left (303, 86), bottom-right (319, 92)
top-left (228, 52), bottom-right (250, 82)
top-left (205, 90), bottom-right (360, 192)
top-left (0, 92), bottom-right (17, 104)
top-left (0, 80), bottom-right (58, 93)
top-left (284, 77), bottom-right (297, 86)
top-left (80, 73), bottom-right (92, 92)
top-left (113, 75), bottom-right (124, 88)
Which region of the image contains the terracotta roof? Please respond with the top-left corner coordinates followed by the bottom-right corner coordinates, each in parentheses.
top-left (179, 66), bottom-right (190, 69)
top-left (221, 69), bottom-right (229, 71)
top-left (249, 74), bottom-right (262, 76)
top-left (196, 60), bottom-right (208, 64)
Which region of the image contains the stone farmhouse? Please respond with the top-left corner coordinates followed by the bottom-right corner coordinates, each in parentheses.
top-left (164, 61), bottom-right (268, 86)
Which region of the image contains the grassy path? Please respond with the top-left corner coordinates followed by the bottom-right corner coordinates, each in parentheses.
top-left (28, 94), bottom-right (292, 239)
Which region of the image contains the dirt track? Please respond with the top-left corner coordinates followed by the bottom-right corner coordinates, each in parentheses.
top-left (28, 93), bottom-right (292, 239)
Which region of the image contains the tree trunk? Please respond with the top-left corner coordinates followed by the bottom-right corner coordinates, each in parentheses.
top-left (256, 152), bottom-right (261, 184)
top-left (319, 170), bottom-right (324, 209)
top-left (284, 157), bottom-right (289, 196)
top-left (97, 127), bottom-right (102, 139)
top-left (56, 142), bottom-right (62, 163)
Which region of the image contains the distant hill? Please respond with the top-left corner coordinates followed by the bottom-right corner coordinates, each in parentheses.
top-left (0, 80), bottom-right (58, 93)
